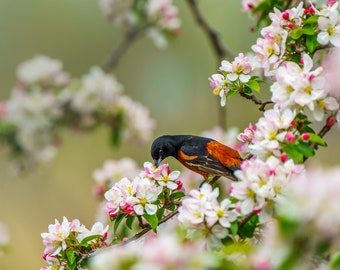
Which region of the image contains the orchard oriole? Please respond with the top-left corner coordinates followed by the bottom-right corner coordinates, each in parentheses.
top-left (151, 135), bottom-right (242, 181)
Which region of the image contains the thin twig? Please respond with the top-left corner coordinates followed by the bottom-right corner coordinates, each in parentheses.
top-left (122, 209), bottom-right (179, 245)
top-left (309, 112), bottom-right (338, 152)
top-left (101, 26), bottom-right (147, 72)
top-left (239, 92), bottom-right (273, 112)
top-left (186, 0), bottom-right (233, 62)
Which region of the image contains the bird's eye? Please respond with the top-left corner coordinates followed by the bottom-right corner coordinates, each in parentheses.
top-left (159, 149), bottom-right (164, 155)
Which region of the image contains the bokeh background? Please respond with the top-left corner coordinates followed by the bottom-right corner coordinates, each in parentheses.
top-left (0, 1), bottom-right (339, 269)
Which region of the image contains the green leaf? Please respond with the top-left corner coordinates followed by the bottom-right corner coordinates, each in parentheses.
top-left (109, 109), bottom-right (124, 147)
top-left (300, 125), bottom-right (315, 134)
top-left (143, 214), bottom-right (158, 232)
top-left (296, 143), bottom-right (315, 157)
top-left (306, 35), bottom-right (318, 53)
top-left (114, 213), bottom-right (126, 233)
top-left (126, 215), bottom-right (135, 230)
top-left (282, 144), bottom-right (304, 163)
top-left (246, 79), bottom-right (260, 93)
top-left (330, 252), bottom-right (340, 269)
top-left (308, 133), bottom-right (327, 146)
top-left (290, 28), bottom-right (303, 39)
top-left (80, 234), bottom-right (102, 247)
top-left (277, 216), bottom-right (298, 237)
top-left (301, 24), bottom-right (315, 35)
top-left (304, 15), bottom-right (319, 25)
top-left (156, 207), bottom-right (165, 220)
top-left (226, 88), bottom-right (239, 99)
top-left (238, 215), bottom-right (259, 239)
top-left (230, 222), bottom-right (238, 235)
top-left (66, 249), bottom-right (77, 270)
top-left (172, 191), bottom-right (185, 200)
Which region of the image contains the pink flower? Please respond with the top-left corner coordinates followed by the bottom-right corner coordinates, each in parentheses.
top-left (317, 3), bottom-right (340, 47)
top-left (153, 165), bottom-right (181, 190)
top-left (220, 53), bottom-right (253, 83)
top-left (238, 123), bottom-right (255, 143)
top-left (129, 178), bottom-right (162, 215)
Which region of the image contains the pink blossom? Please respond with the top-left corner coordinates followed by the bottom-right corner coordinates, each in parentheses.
top-left (241, 0), bottom-right (262, 13)
top-left (220, 53), bottom-right (253, 83)
top-left (129, 178), bottom-right (162, 215)
top-left (40, 217), bottom-right (85, 256)
top-left (16, 55), bottom-right (69, 87)
top-left (238, 123), bottom-right (255, 143)
top-left (153, 165), bottom-right (180, 190)
top-left (317, 3), bottom-right (340, 47)
top-left (231, 157), bottom-right (304, 222)
top-left (271, 54), bottom-right (338, 121)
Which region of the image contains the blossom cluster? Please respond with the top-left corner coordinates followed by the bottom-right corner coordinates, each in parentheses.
top-left (104, 162), bottom-right (184, 233)
top-left (178, 183), bottom-right (237, 248)
top-left (93, 158), bottom-right (141, 199)
top-left (0, 55), bottom-right (155, 172)
top-left (230, 156), bottom-right (304, 222)
top-left (208, 1), bottom-right (340, 236)
top-left (251, 1), bottom-right (340, 76)
top-left (248, 166), bottom-right (340, 269)
top-left (40, 217), bottom-right (109, 270)
top-left (98, 0), bottom-right (181, 48)
top-left (209, 52), bottom-right (259, 106)
top-left (90, 229), bottom-right (220, 270)
top-left (271, 54), bottom-right (339, 121)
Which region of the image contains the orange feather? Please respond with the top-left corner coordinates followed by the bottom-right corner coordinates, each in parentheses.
top-left (206, 141), bottom-right (242, 168)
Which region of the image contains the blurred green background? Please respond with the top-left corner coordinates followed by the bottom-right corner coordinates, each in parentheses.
top-left (0, 1), bottom-right (339, 269)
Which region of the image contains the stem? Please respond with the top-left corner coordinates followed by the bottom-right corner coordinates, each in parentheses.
top-left (186, 0), bottom-right (233, 62)
top-left (239, 92), bottom-right (273, 112)
top-left (101, 26), bottom-right (147, 72)
top-left (122, 209), bottom-right (179, 245)
top-left (309, 111), bottom-right (338, 152)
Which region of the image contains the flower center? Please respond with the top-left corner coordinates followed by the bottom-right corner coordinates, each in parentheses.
top-left (139, 197), bottom-right (147, 206)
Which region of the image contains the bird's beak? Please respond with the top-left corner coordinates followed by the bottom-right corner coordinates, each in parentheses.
top-left (154, 157), bottom-right (162, 167)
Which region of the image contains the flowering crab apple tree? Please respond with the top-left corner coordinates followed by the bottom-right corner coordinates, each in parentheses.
top-left (0, 0), bottom-right (336, 269)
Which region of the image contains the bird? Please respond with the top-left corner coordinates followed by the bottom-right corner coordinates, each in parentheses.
top-left (150, 135), bottom-right (242, 182)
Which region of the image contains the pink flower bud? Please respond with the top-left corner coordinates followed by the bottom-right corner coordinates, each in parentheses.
top-left (288, 23), bottom-right (294, 29)
top-left (301, 133), bottom-right (310, 140)
top-left (281, 153), bottom-right (288, 162)
top-left (253, 207), bottom-right (261, 214)
top-left (326, 115), bottom-right (337, 127)
top-left (286, 131), bottom-right (295, 142)
top-left (282, 12), bottom-right (290, 20)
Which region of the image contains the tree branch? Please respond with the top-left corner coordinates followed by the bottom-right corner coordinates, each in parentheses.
top-left (101, 26), bottom-right (147, 72)
top-left (186, 0), bottom-right (233, 62)
top-left (309, 112), bottom-right (338, 151)
top-left (122, 209), bottom-right (179, 245)
top-left (239, 92), bottom-right (273, 112)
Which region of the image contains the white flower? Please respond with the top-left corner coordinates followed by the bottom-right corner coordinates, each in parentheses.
top-left (16, 55), bottom-right (68, 86)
